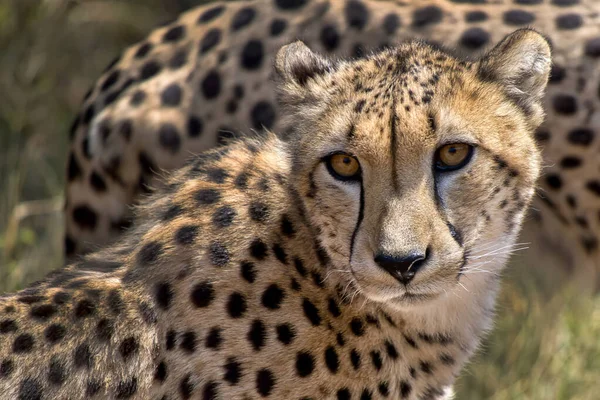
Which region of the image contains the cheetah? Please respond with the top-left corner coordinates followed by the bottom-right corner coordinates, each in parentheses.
top-left (65, 0), bottom-right (600, 287)
top-left (1, 28), bottom-right (549, 398)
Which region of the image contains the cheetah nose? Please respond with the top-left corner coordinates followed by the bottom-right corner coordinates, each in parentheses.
top-left (374, 251), bottom-right (428, 284)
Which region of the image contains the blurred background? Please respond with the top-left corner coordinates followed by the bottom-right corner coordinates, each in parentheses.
top-left (0, 1), bottom-right (598, 399)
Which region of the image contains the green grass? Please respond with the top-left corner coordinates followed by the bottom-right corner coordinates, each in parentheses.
top-left (0, 1), bottom-right (598, 398)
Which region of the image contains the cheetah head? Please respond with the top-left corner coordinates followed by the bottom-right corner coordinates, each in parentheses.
top-left (275, 29), bottom-right (550, 309)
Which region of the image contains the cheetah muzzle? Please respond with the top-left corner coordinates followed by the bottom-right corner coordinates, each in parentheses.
top-left (0, 29), bottom-right (550, 400)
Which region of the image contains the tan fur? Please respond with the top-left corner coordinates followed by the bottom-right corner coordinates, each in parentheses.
top-left (2, 30), bottom-right (548, 399)
top-left (63, 0), bottom-right (600, 289)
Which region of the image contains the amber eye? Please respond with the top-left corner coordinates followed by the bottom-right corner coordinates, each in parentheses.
top-left (326, 153), bottom-right (361, 181)
top-left (435, 143), bottom-right (474, 171)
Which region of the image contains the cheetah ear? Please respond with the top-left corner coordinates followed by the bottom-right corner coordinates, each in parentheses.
top-left (477, 29), bottom-right (551, 125)
top-left (275, 41), bottom-right (335, 87)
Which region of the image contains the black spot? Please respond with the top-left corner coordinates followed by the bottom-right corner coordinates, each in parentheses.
top-left (293, 257), bottom-right (308, 277)
top-left (130, 90), bottom-right (146, 106)
top-left (262, 284), bottom-right (285, 309)
top-left (247, 319), bottom-right (266, 351)
top-left (325, 346), bottom-right (339, 373)
top-left (155, 361), bottom-right (168, 382)
top-left (198, 5), bottom-right (226, 24)
top-left (400, 381), bottom-right (412, 397)
top-left (19, 378), bottom-right (42, 400)
top-left (101, 69), bottom-right (120, 92)
top-left (556, 13), bottom-right (582, 30)
top-left (371, 350), bottom-right (383, 371)
top-left (44, 324), bottom-right (66, 344)
top-left (11, 333), bottom-right (33, 353)
top-left (350, 318), bottom-right (365, 336)
top-left (465, 10), bottom-right (487, 22)
top-left (549, 64), bottom-right (566, 83)
top-left (552, 94), bottom-right (577, 115)
top-left (584, 38), bottom-right (600, 58)
top-left (161, 83), bottom-right (183, 107)
top-left (139, 61), bottom-right (162, 81)
top-left (155, 282), bottom-right (173, 310)
top-left (48, 358), bottom-right (67, 386)
top-left (251, 101), bottom-right (276, 130)
top-left (85, 379), bottom-right (102, 396)
top-left (248, 202), bottom-right (269, 223)
top-left (209, 242), bottom-right (230, 268)
top-left (67, 153), bottom-right (82, 181)
top-left (545, 174), bottom-right (562, 190)
top-left (337, 388), bottom-right (351, 400)
top-left (345, 1), bottom-right (369, 30)
top-left (328, 298), bottom-right (341, 317)
top-left (567, 128), bottom-right (594, 146)
top-left (195, 188), bottom-right (221, 205)
top-left (560, 156), bottom-right (582, 169)
top-left (241, 40), bottom-right (264, 70)
top-left (232, 7), bottom-right (256, 31)
top-left (227, 292), bottom-right (248, 318)
top-left (270, 19), bottom-right (287, 36)
top-left (296, 351), bottom-right (315, 377)
top-left (134, 42), bottom-right (152, 59)
top-left (256, 368), bottom-right (275, 396)
top-left (250, 239), bottom-right (269, 260)
top-left (360, 389), bottom-right (373, 400)
top-left (170, 48), bottom-right (189, 69)
top-left (191, 282), bottom-right (215, 307)
top-left (200, 28), bottom-right (222, 53)
top-left (440, 353), bottom-right (455, 365)
top-left (420, 360), bottom-right (433, 374)
top-left (74, 299), bottom-right (96, 318)
top-left (206, 168), bottom-right (230, 184)
top-left (115, 377), bottom-right (137, 398)
top-left (302, 298), bottom-right (321, 326)
top-left (201, 70), bottom-right (221, 99)
top-left (587, 181), bottom-right (600, 197)
top-left (137, 241), bottom-right (163, 265)
top-left (74, 343), bottom-right (93, 369)
top-left (180, 374), bottom-right (194, 399)
top-left (30, 304), bottom-right (56, 321)
top-left (0, 319), bottom-right (17, 334)
top-left (241, 261), bottom-right (257, 283)
top-left (276, 323), bottom-right (296, 345)
top-left (223, 357), bottom-right (242, 385)
top-left (413, 6), bottom-right (443, 27)
top-left (119, 337), bottom-right (139, 360)
top-left (108, 289), bottom-right (124, 315)
top-left (205, 327), bottom-right (223, 349)
top-left (175, 225), bottom-right (199, 246)
top-left (383, 13), bottom-right (400, 34)
top-left (180, 331), bottom-right (197, 353)
top-left (92, 318), bottom-right (113, 343)
top-left (235, 172), bottom-right (250, 189)
top-left (187, 116), bottom-right (204, 138)
top-left (90, 170), bottom-right (107, 192)
top-left (73, 205), bottom-right (98, 230)
top-left (213, 206), bottom-right (237, 228)
top-left (275, 0), bottom-right (308, 10)
top-left (460, 27), bottom-right (490, 49)
top-left (0, 359), bottom-right (14, 378)
top-left (272, 243), bottom-right (288, 265)
top-left (503, 10), bottom-right (535, 25)
top-left (320, 25), bottom-right (340, 51)
top-left (163, 25), bottom-right (186, 42)
top-left (203, 381), bottom-right (219, 399)
top-left (166, 330), bottom-right (177, 350)
top-left (158, 123), bottom-right (182, 154)
top-left (140, 302), bottom-right (158, 325)
top-left (378, 381), bottom-right (389, 396)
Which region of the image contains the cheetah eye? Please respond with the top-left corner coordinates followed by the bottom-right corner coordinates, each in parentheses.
top-left (434, 143), bottom-right (474, 172)
top-left (326, 153), bottom-right (361, 181)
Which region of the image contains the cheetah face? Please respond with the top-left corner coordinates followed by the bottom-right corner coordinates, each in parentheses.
top-left (275, 30), bottom-right (550, 309)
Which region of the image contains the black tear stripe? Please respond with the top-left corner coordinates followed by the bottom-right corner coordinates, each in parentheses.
top-left (349, 179), bottom-right (365, 264)
top-left (389, 99), bottom-right (399, 192)
top-left (446, 222), bottom-right (463, 247)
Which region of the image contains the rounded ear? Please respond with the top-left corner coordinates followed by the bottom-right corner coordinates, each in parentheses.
top-left (275, 41), bottom-right (334, 86)
top-left (477, 29), bottom-right (552, 126)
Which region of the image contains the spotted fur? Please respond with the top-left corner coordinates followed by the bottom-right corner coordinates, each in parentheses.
top-left (64, 0), bottom-right (600, 288)
top-left (1, 29), bottom-right (549, 399)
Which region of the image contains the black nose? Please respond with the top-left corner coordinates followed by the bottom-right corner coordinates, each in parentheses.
top-left (374, 251), bottom-right (428, 284)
